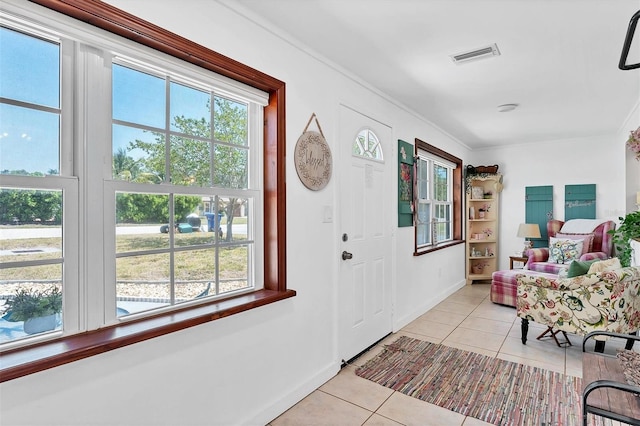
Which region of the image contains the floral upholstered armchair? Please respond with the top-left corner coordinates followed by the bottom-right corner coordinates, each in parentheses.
top-left (516, 265), bottom-right (640, 351)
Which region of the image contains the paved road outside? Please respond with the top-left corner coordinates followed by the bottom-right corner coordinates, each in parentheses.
top-left (0, 224), bottom-right (248, 240)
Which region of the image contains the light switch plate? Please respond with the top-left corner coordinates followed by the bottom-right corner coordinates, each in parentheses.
top-left (322, 205), bottom-right (333, 223)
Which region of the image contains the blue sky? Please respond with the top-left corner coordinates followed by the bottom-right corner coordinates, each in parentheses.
top-left (112, 64), bottom-right (212, 164)
top-left (1, 26), bottom-right (214, 175)
top-left (0, 27), bottom-right (59, 174)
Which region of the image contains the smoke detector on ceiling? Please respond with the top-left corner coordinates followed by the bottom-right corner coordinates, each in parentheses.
top-left (450, 43), bottom-right (501, 64)
top-left (497, 103), bottom-right (518, 112)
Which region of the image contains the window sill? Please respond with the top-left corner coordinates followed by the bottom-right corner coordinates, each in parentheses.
top-left (414, 239), bottom-right (464, 256)
top-left (0, 289), bottom-right (296, 382)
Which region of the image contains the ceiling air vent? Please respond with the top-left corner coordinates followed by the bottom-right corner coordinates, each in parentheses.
top-left (450, 43), bottom-right (500, 64)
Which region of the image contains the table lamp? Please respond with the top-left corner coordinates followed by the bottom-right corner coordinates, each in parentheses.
top-left (517, 223), bottom-right (541, 256)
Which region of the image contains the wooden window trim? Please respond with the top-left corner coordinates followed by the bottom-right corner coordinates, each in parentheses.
top-left (0, 0), bottom-right (291, 383)
top-left (413, 138), bottom-right (463, 256)
top-left (0, 290), bottom-right (295, 382)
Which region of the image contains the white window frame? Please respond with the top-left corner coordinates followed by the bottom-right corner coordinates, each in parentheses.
top-left (0, 5), bottom-right (268, 346)
top-left (353, 128), bottom-right (384, 161)
top-left (0, 17), bottom-right (80, 348)
top-left (415, 151), bottom-right (455, 249)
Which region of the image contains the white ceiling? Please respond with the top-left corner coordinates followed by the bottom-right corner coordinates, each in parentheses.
top-left (225, 0), bottom-right (640, 149)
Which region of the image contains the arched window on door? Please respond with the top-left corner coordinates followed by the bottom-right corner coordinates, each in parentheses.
top-left (353, 129), bottom-right (384, 161)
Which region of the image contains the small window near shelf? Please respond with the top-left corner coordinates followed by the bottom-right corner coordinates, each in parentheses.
top-left (413, 139), bottom-right (462, 255)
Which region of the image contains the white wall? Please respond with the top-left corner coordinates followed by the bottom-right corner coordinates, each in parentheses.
top-left (0, 1), bottom-right (469, 425)
top-left (472, 131), bottom-right (633, 270)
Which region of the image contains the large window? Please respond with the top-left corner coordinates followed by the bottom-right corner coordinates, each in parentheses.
top-left (414, 139), bottom-right (463, 255)
top-left (110, 62), bottom-right (262, 317)
top-left (0, 0), bottom-right (289, 381)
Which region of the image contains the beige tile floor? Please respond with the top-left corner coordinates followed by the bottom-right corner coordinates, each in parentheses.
top-left (268, 282), bottom-right (631, 426)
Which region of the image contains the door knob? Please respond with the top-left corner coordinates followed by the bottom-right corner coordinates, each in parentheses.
top-left (342, 251), bottom-right (353, 260)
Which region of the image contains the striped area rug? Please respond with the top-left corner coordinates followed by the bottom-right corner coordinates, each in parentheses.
top-left (355, 336), bottom-right (613, 426)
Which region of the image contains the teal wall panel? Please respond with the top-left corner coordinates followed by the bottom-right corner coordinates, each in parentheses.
top-left (565, 184), bottom-right (596, 220)
top-left (525, 186), bottom-right (553, 247)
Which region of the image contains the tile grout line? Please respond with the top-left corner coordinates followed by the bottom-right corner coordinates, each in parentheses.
top-left (431, 293), bottom-right (488, 354)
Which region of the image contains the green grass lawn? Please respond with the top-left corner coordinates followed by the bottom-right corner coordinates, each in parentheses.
top-left (1, 232), bottom-right (248, 282)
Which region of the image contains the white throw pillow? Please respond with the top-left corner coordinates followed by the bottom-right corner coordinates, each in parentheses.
top-left (555, 232), bottom-right (594, 255)
top-left (587, 257), bottom-right (621, 274)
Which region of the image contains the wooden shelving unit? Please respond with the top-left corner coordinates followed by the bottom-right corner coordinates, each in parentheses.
top-left (466, 174), bottom-right (502, 284)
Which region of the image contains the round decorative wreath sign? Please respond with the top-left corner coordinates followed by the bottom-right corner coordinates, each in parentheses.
top-left (294, 114), bottom-right (332, 191)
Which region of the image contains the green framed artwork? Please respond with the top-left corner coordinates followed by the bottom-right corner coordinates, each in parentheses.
top-left (398, 139), bottom-right (414, 227)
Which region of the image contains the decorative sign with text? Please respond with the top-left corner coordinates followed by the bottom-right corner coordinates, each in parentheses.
top-left (294, 114), bottom-right (332, 191)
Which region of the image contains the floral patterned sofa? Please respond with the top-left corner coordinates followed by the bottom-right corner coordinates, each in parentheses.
top-left (516, 265), bottom-right (640, 350)
top-left (490, 219), bottom-right (616, 307)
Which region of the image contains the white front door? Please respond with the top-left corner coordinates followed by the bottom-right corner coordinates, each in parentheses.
top-left (338, 105), bottom-right (393, 363)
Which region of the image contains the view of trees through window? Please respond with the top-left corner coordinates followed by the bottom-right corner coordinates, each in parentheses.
top-left (1, 25), bottom-right (65, 342)
top-left (112, 63), bottom-right (255, 316)
top-left (416, 154), bottom-right (453, 248)
top-left (0, 18), bottom-right (263, 344)
top-left (352, 129), bottom-right (383, 160)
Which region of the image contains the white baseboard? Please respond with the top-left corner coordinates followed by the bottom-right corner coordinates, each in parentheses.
top-left (243, 361), bottom-right (341, 425)
top-left (243, 279), bottom-right (467, 425)
top-left (393, 279), bottom-right (466, 332)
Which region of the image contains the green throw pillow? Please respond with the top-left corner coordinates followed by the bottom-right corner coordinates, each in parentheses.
top-left (566, 259), bottom-right (598, 278)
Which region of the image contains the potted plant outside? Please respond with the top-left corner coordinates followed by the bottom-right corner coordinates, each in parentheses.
top-left (3, 286), bottom-right (62, 334)
top-left (608, 211), bottom-right (640, 267)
